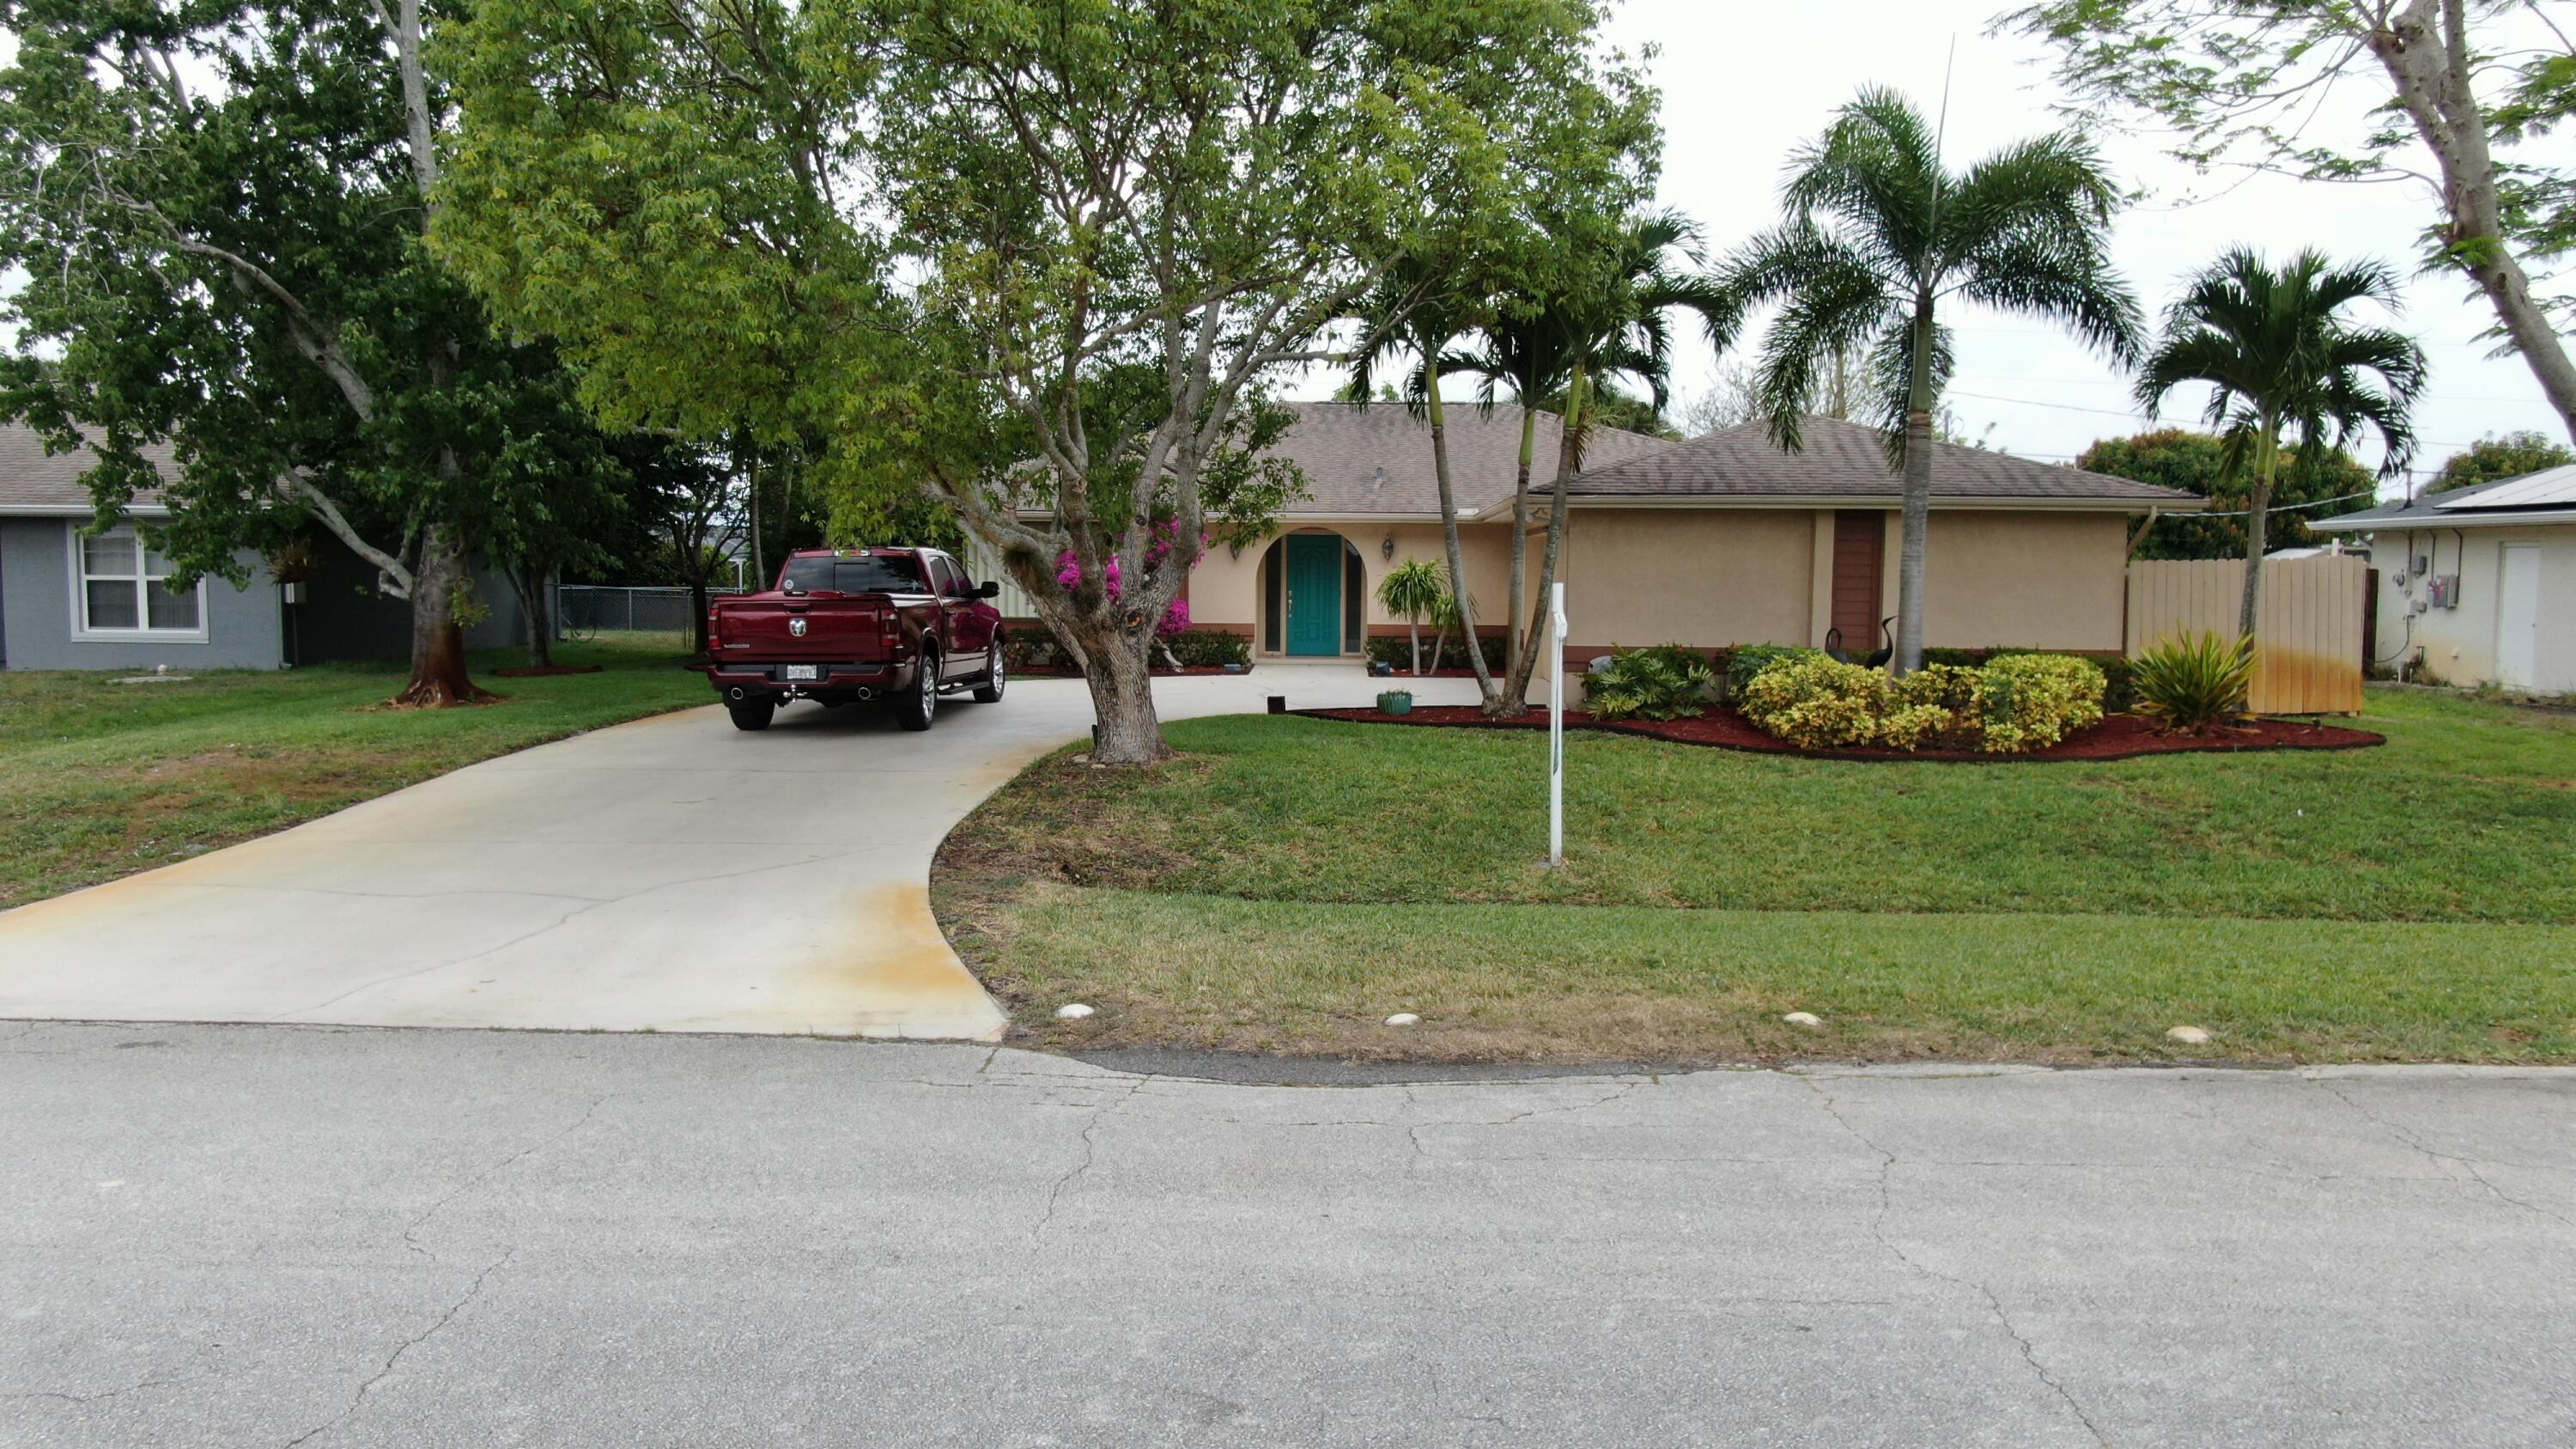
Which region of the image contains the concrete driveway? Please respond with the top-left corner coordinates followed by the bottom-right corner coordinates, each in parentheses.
top-left (5, 1025), bottom-right (2572, 1447)
top-left (0, 663), bottom-right (1491, 1039)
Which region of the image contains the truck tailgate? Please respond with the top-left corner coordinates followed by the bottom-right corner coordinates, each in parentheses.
top-left (711, 599), bottom-right (888, 661)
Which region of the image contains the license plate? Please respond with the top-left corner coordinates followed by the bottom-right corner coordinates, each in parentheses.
top-left (784, 664), bottom-right (819, 681)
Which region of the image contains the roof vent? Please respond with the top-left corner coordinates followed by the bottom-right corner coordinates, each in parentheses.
top-left (1371, 466), bottom-right (1387, 491)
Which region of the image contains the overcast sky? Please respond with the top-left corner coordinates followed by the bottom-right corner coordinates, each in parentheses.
top-left (1574, 0), bottom-right (2573, 494)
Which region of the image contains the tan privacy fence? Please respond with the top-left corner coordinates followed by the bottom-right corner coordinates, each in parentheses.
top-left (2125, 555), bottom-right (2367, 715)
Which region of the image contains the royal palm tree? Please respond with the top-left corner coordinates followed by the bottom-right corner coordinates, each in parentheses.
top-left (1458, 208), bottom-right (1726, 713)
top-left (2137, 247), bottom-right (2426, 636)
top-left (1715, 87), bottom-right (2143, 673)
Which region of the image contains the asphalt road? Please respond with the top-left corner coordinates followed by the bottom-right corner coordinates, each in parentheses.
top-left (5, 1024), bottom-right (2570, 1447)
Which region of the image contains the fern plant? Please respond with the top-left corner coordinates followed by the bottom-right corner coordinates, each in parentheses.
top-left (2130, 632), bottom-right (2257, 733)
top-left (1585, 646), bottom-right (1716, 721)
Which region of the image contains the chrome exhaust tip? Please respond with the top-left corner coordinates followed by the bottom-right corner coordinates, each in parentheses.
top-left (854, 686), bottom-right (874, 701)
top-left (726, 686), bottom-right (747, 703)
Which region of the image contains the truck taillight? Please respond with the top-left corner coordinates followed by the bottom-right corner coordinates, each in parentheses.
top-left (708, 609), bottom-right (722, 648)
top-left (880, 611), bottom-right (900, 648)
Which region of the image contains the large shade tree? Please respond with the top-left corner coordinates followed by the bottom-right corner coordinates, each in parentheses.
top-left (2426, 429), bottom-right (2576, 495)
top-left (2009, 0), bottom-right (2576, 446)
top-left (2136, 247), bottom-right (2428, 635)
top-left (0, 0), bottom-right (622, 703)
top-left (435, 0), bottom-right (1627, 762)
top-left (2078, 428), bottom-right (2377, 559)
top-left (1711, 87), bottom-right (2144, 673)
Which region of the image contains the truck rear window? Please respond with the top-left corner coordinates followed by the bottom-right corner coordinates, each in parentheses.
top-left (781, 556), bottom-right (925, 594)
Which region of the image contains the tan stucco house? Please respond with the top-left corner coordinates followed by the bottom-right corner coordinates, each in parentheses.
top-left (980, 404), bottom-right (2200, 664)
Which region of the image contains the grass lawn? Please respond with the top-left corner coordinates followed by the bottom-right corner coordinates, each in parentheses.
top-left (0, 636), bottom-right (708, 909)
top-left (933, 687), bottom-right (2576, 1065)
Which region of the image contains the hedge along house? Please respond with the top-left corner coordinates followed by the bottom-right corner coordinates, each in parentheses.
top-left (2312, 464), bottom-right (2576, 694)
top-left (972, 406), bottom-right (2199, 664)
top-left (0, 423), bottom-right (524, 672)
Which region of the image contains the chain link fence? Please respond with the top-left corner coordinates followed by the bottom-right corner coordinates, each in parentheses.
top-left (556, 585), bottom-right (741, 642)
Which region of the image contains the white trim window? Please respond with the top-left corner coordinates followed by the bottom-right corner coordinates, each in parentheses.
top-left (68, 524), bottom-right (209, 642)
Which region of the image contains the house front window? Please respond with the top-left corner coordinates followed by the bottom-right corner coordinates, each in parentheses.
top-left (70, 525), bottom-right (207, 642)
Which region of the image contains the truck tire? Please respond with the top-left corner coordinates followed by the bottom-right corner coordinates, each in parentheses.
top-left (973, 642), bottom-right (1005, 703)
top-left (728, 698), bottom-right (776, 732)
top-left (897, 646), bottom-right (938, 732)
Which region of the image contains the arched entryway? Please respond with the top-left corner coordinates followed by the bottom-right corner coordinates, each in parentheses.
top-left (1258, 532), bottom-right (1366, 656)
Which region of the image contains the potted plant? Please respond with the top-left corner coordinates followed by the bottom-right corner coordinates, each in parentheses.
top-left (1376, 689), bottom-right (1414, 716)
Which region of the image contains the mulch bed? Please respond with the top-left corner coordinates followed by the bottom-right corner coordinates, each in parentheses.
top-left (1017, 665), bottom-right (1255, 678)
top-left (490, 664), bottom-right (605, 678)
top-left (1295, 704), bottom-right (2383, 763)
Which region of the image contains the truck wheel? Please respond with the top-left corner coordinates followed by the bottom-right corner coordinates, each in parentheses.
top-left (897, 647), bottom-right (938, 732)
top-left (727, 698), bottom-right (776, 732)
top-left (974, 642), bottom-right (1006, 703)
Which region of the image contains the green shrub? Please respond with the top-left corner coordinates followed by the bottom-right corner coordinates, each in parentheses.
top-left (1971, 654), bottom-right (2106, 752)
top-left (1001, 626), bottom-right (1072, 673)
top-left (1722, 644), bottom-right (1821, 699)
top-left (1741, 653), bottom-right (2107, 753)
top-left (1583, 645), bottom-right (1716, 721)
top-left (1739, 657), bottom-right (1908, 749)
top-left (1163, 630), bottom-right (1252, 667)
top-left (2130, 631), bottom-right (2256, 732)
top-left (1365, 634), bottom-right (1504, 673)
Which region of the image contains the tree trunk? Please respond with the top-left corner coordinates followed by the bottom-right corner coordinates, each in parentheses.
top-left (518, 566), bottom-right (555, 668)
top-left (1407, 619), bottom-right (1422, 676)
top-left (686, 576), bottom-right (710, 655)
top-left (1893, 300), bottom-right (1936, 675)
top-left (2238, 423), bottom-right (2281, 639)
top-left (2369, 0), bottom-right (2576, 446)
top-left (393, 524), bottom-right (492, 706)
top-left (1430, 618), bottom-right (1450, 673)
top-left (1072, 619), bottom-right (1170, 764)
top-left (1424, 361), bottom-right (1502, 711)
top-left (1502, 364), bottom-right (1587, 714)
top-left (1504, 408), bottom-right (1537, 681)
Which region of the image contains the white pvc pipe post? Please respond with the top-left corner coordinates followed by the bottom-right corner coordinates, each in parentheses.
top-left (1547, 581), bottom-right (1567, 868)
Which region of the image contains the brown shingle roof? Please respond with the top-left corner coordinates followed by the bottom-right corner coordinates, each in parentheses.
top-left (1273, 401), bottom-right (1672, 515)
top-left (1541, 415), bottom-right (2197, 508)
top-left (0, 423), bottom-right (173, 514)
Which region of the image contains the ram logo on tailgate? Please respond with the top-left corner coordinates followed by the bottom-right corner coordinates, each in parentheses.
top-left (789, 617), bottom-right (808, 637)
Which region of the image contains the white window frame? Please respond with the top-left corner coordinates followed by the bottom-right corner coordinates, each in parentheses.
top-left (65, 522), bottom-right (210, 644)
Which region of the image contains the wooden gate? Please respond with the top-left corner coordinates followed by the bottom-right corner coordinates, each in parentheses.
top-left (2126, 555), bottom-right (2367, 715)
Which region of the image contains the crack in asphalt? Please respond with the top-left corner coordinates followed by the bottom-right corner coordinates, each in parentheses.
top-left (1031, 1075), bottom-right (1148, 1241)
top-left (281, 1248), bottom-right (514, 1447)
top-left (2311, 1077), bottom-right (2576, 1231)
top-left (1802, 1078), bottom-right (2110, 1447)
top-left (398, 1093), bottom-right (613, 1262)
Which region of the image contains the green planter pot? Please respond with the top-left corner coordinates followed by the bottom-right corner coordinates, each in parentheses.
top-left (1376, 691), bottom-right (1414, 716)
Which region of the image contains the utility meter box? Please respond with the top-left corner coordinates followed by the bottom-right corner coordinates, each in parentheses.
top-left (2428, 574), bottom-right (2462, 610)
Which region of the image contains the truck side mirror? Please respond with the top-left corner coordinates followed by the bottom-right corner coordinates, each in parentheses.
top-left (975, 580), bottom-right (1001, 599)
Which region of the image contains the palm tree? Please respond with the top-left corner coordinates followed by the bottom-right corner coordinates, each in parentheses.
top-left (1714, 87), bottom-right (2143, 673)
top-left (1346, 259), bottom-right (1502, 700)
top-left (1376, 558), bottom-right (1445, 675)
top-left (2136, 247), bottom-right (2427, 636)
top-left (1458, 208), bottom-right (1726, 713)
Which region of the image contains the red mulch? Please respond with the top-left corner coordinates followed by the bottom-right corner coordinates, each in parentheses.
top-left (1295, 704), bottom-right (2383, 763)
top-left (491, 664), bottom-right (606, 678)
top-left (1018, 665), bottom-right (1254, 678)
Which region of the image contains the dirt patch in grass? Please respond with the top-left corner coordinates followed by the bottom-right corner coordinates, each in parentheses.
top-left (1300, 704), bottom-right (2384, 761)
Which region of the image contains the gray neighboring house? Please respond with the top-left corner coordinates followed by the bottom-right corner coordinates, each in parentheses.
top-left (0, 423), bottom-right (522, 673)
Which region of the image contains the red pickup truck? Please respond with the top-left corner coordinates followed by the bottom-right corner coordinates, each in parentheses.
top-left (705, 546), bottom-right (1005, 732)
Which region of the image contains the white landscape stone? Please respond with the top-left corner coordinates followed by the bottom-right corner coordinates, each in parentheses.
top-left (2166, 1026), bottom-right (2212, 1044)
top-left (1781, 1011), bottom-right (1823, 1027)
top-left (1055, 1003), bottom-right (1096, 1020)
top-left (1384, 1013), bottom-right (1421, 1026)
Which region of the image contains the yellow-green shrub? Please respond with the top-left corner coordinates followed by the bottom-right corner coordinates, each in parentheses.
top-left (1971, 654), bottom-right (2106, 752)
top-left (1739, 657), bottom-right (1905, 749)
top-left (1740, 653), bottom-right (2105, 753)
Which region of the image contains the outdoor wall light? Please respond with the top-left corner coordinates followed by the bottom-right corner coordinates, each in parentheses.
top-left (1381, 535), bottom-right (1395, 561)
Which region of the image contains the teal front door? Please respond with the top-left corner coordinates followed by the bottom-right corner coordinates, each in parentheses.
top-left (1284, 534), bottom-right (1343, 656)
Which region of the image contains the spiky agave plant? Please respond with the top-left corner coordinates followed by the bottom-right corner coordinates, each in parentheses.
top-left (2129, 631), bottom-right (2257, 733)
